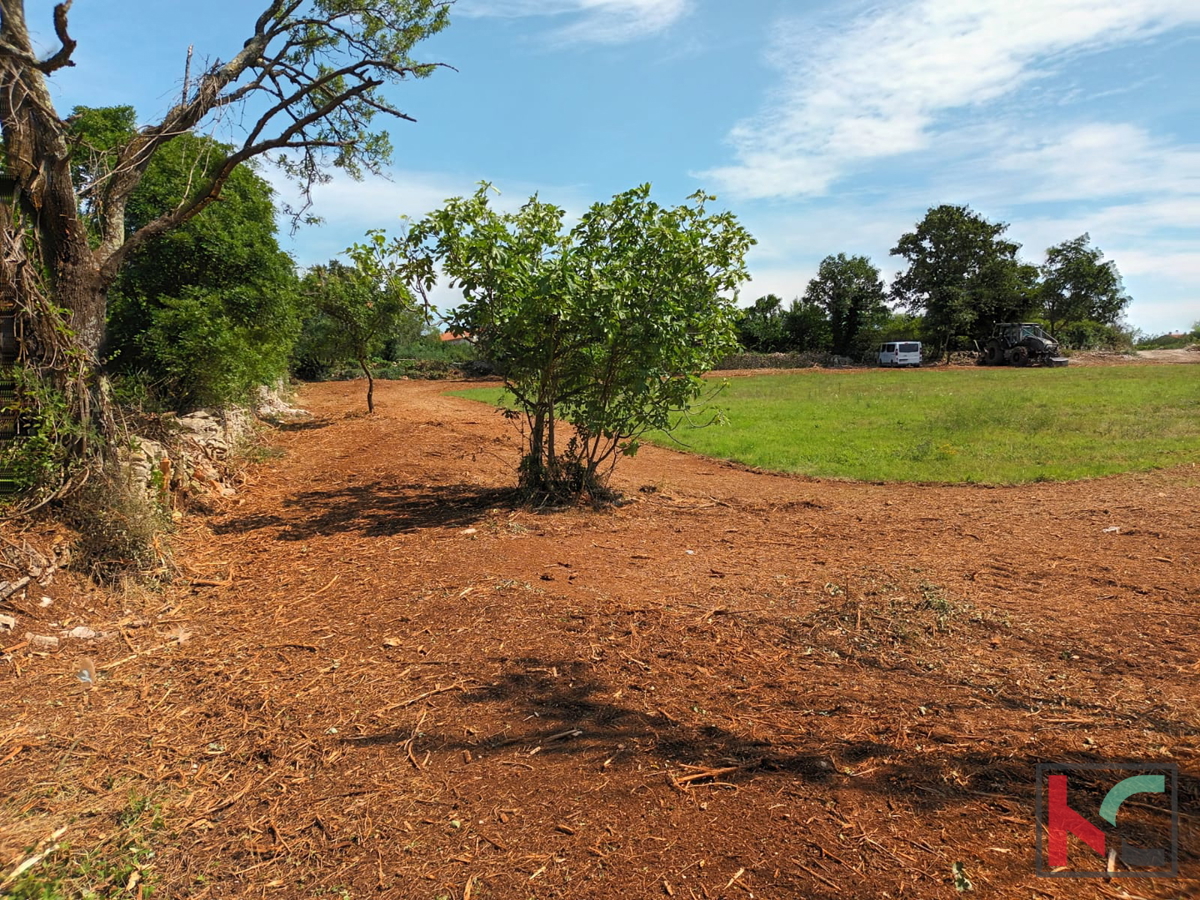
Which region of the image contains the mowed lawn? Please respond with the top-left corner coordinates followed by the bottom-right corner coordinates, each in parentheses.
top-left (453, 365), bottom-right (1200, 484)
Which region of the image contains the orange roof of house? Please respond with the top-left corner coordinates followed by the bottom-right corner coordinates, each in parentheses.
top-left (440, 331), bottom-right (469, 342)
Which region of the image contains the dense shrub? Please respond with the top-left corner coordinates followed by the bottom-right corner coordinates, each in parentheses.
top-left (106, 135), bottom-right (302, 410)
top-left (1056, 320), bottom-right (1135, 351)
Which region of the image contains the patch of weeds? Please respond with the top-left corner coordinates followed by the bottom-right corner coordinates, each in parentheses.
top-left (919, 581), bottom-right (957, 632)
top-left (118, 791), bottom-right (164, 831)
top-left (952, 860), bottom-right (974, 892)
top-left (0, 366), bottom-right (94, 499)
top-left (4, 865), bottom-right (68, 899)
top-left (898, 438), bottom-right (955, 464)
top-left (61, 460), bottom-right (173, 583)
top-left (241, 440), bottom-right (285, 464)
top-left (493, 579), bottom-right (531, 592)
top-left (4, 791), bottom-right (164, 899)
top-left (969, 607), bottom-right (1012, 629)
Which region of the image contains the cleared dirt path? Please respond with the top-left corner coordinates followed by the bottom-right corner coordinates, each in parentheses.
top-left (4, 377), bottom-right (1198, 898)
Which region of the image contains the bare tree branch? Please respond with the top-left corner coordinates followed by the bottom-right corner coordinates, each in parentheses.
top-left (100, 75), bottom-right (385, 281)
top-left (36, 1), bottom-right (76, 73)
top-left (91, 1), bottom-right (450, 266)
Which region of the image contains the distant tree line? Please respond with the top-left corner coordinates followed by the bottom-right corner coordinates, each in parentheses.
top-left (1134, 321), bottom-right (1200, 350)
top-left (738, 204), bottom-right (1134, 360)
top-left (92, 141), bottom-right (1148, 412)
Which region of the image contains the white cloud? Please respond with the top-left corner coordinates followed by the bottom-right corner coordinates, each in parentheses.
top-left (994, 123), bottom-right (1200, 202)
top-left (703, 0), bottom-right (1200, 199)
top-left (300, 170), bottom-right (474, 224)
top-left (1109, 248), bottom-right (1200, 281)
top-left (457, 0), bottom-right (690, 43)
top-left (739, 265), bottom-right (818, 307)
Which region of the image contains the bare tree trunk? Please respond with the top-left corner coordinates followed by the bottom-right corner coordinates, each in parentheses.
top-left (0, 2), bottom-right (108, 362)
top-left (359, 358), bottom-right (374, 414)
top-left (529, 409), bottom-right (545, 470)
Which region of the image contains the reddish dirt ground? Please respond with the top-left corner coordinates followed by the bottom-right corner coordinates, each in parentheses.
top-left (3, 376), bottom-right (1199, 899)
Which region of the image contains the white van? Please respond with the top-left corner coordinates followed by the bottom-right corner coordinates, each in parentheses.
top-left (878, 341), bottom-right (922, 367)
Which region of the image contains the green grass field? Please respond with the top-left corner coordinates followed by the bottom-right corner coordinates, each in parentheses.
top-left (453, 366), bottom-right (1200, 484)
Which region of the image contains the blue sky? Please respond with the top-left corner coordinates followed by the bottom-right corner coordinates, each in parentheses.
top-left (32, 0), bottom-right (1200, 334)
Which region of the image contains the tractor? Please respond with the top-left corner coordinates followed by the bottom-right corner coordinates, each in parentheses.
top-left (979, 323), bottom-right (1069, 367)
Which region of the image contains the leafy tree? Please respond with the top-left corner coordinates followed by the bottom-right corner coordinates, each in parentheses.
top-left (106, 133), bottom-right (302, 409)
top-left (300, 234), bottom-right (417, 413)
top-left (0, 0), bottom-right (449, 457)
top-left (403, 184), bottom-right (754, 502)
top-left (891, 205), bottom-right (1037, 357)
top-left (737, 295), bottom-right (788, 352)
top-left (782, 297), bottom-right (832, 352)
top-left (802, 253), bottom-right (890, 357)
top-left (1039, 234), bottom-right (1130, 333)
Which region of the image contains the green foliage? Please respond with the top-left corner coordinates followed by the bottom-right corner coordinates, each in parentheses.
top-left (465, 366), bottom-right (1200, 485)
top-left (782, 297), bottom-right (833, 353)
top-left (1039, 233), bottom-right (1130, 331)
top-left (737, 295), bottom-right (789, 352)
top-left (1055, 319), bottom-right (1134, 351)
top-left (0, 367), bottom-right (93, 497)
top-left (106, 133), bottom-right (301, 410)
top-left (876, 310), bottom-right (926, 343)
top-left (891, 205), bottom-right (1038, 355)
top-left (386, 334), bottom-right (476, 363)
top-left (406, 183), bottom-right (754, 501)
top-left (67, 106), bottom-right (137, 233)
top-left (738, 293), bottom-right (840, 354)
top-left (295, 333), bottom-right (475, 381)
top-left (802, 253), bottom-right (890, 357)
top-left (3, 791), bottom-right (163, 899)
top-left (297, 233), bottom-right (420, 411)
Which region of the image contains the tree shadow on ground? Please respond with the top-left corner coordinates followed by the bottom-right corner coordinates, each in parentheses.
top-left (343, 654), bottom-right (1199, 852)
top-left (211, 480), bottom-right (522, 539)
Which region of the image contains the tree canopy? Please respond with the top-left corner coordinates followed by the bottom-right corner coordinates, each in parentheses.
top-left (0, 0), bottom-right (450, 467)
top-left (891, 205), bottom-right (1038, 355)
top-left (1039, 233), bottom-right (1130, 332)
top-left (802, 253), bottom-right (890, 357)
top-left (403, 184), bottom-right (754, 501)
top-left (737, 295), bottom-right (789, 352)
top-left (106, 132), bottom-right (302, 410)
